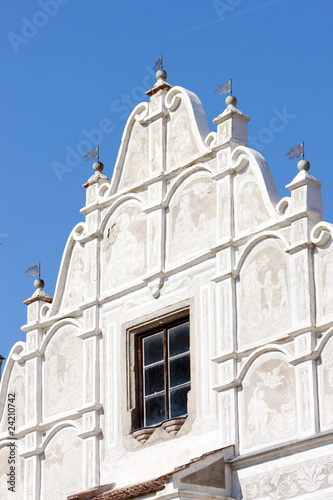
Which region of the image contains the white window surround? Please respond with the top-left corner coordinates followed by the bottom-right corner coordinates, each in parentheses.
top-left (121, 301), bottom-right (196, 447)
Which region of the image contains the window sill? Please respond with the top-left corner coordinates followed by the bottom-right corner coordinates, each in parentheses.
top-left (132, 417), bottom-right (187, 444)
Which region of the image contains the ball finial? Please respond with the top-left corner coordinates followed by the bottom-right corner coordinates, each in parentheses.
top-left (297, 159), bottom-right (310, 171)
top-left (225, 95), bottom-right (237, 107)
top-left (156, 69), bottom-right (167, 80)
top-left (93, 161), bottom-right (104, 172)
top-left (34, 278), bottom-right (45, 289)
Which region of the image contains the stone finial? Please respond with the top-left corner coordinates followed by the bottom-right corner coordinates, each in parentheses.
top-left (145, 66), bottom-right (172, 98)
top-left (213, 94), bottom-right (250, 146)
top-left (24, 278), bottom-right (52, 305)
top-left (156, 69), bottom-right (167, 81)
top-left (83, 161), bottom-right (109, 188)
top-left (92, 161), bottom-right (104, 172)
top-left (34, 278), bottom-right (44, 289)
top-left (225, 95), bottom-right (237, 107)
top-left (286, 158), bottom-right (322, 219)
top-left (298, 159), bottom-right (310, 171)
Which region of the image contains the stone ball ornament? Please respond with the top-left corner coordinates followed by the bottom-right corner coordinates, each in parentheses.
top-left (34, 278), bottom-right (44, 289)
top-left (93, 161), bottom-right (104, 172)
top-left (156, 69), bottom-right (167, 80)
top-left (225, 95), bottom-right (237, 107)
top-left (297, 159), bottom-right (310, 171)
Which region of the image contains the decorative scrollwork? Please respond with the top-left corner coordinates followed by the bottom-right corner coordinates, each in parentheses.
top-left (98, 182), bottom-right (111, 199)
top-left (231, 148), bottom-right (249, 173)
top-left (165, 87), bottom-right (182, 111)
top-left (205, 131), bottom-right (217, 148)
top-left (134, 102), bottom-right (149, 123)
top-left (276, 197), bottom-right (291, 216)
top-left (73, 223), bottom-right (86, 242)
top-left (310, 222), bottom-right (333, 247)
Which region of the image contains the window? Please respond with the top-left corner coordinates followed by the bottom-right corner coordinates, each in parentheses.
top-left (136, 319), bottom-right (190, 428)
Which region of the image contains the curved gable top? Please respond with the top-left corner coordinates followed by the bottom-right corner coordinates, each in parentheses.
top-left (110, 82), bottom-right (211, 195)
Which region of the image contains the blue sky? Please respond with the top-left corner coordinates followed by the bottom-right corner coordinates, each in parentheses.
top-left (0, 0), bottom-right (332, 363)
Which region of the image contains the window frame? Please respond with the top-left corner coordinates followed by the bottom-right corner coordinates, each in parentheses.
top-left (136, 317), bottom-right (190, 429)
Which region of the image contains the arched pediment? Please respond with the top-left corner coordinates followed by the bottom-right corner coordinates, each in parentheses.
top-left (312, 230), bottom-right (333, 323)
top-left (0, 359), bottom-right (26, 433)
top-left (239, 351), bottom-right (297, 452)
top-left (41, 426), bottom-right (83, 499)
top-left (50, 226), bottom-right (87, 316)
top-left (238, 344), bottom-right (293, 383)
top-left (232, 147), bottom-right (282, 235)
top-left (100, 199), bottom-right (147, 293)
top-left (237, 237), bottom-right (292, 349)
top-left (165, 169), bottom-right (216, 265)
top-left (43, 324), bottom-right (83, 418)
top-left (41, 421), bottom-right (82, 451)
top-left (165, 86), bottom-right (210, 170)
top-left (109, 86), bottom-right (211, 196)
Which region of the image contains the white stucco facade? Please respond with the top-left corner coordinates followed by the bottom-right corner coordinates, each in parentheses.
top-left (1, 71), bottom-right (333, 499)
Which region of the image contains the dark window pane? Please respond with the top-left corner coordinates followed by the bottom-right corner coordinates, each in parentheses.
top-left (169, 354), bottom-right (190, 388)
top-left (143, 332), bottom-right (164, 366)
top-left (170, 385), bottom-right (190, 418)
top-left (145, 395), bottom-right (165, 426)
top-left (144, 364), bottom-right (165, 396)
top-left (168, 323), bottom-right (189, 357)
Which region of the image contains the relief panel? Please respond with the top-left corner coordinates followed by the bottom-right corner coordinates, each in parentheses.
top-left (0, 364), bottom-right (26, 431)
top-left (62, 244), bottom-right (86, 309)
top-left (216, 177), bottom-right (231, 241)
top-left (234, 166), bottom-right (270, 234)
top-left (84, 339), bottom-right (94, 404)
top-left (216, 280), bottom-right (233, 353)
top-left (238, 239), bottom-right (291, 349)
top-left (43, 325), bottom-right (83, 418)
top-left (198, 285), bottom-right (215, 419)
top-left (295, 255), bottom-right (307, 320)
top-left (167, 176), bottom-right (216, 263)
top-left (118, 121), bottom-right (149, 190)
top-left (166, 102), bottom-right (200, 170)
top-left (42, 428), bottom-right (82, 499)
top-left (298, 365), bottom-right (312, 432)
top-left (101, 205), bottom-right (147, 291)
top-left (240, 355), bottom-right (297, 451)
top-left (26, 361), bottom-right (36, 423)
top-left (221, 391), bottom-right (233, 446)
top-left (243, 454), bottom-right (333, 499)
top-left (318, 335), bottom-right (333, 429)
top-left (314, 246), bottom-right (333, 321)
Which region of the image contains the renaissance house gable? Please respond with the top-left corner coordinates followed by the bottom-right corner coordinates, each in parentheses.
top-left (0, 68), bottom-right (332, 500)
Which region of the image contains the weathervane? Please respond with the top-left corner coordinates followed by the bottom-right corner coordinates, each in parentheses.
top-left (25, 262), bottom-right (41, 278)
top-left (154, 55), bottom-right (163, 72)
top-left (83, 145), bottom-right (99, 162)
top-left (215, 79), bottom-right (232, 96)
top-left (285, 141), bottom-right (304, 160)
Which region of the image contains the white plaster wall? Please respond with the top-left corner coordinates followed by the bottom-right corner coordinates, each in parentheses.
top-left (0, 80), bottom-right (332, 500)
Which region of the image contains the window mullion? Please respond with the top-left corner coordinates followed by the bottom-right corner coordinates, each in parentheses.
top-left (137, 336), bottom-right (144, 427)
top-left (164, 327), bottom-right (169, 420)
